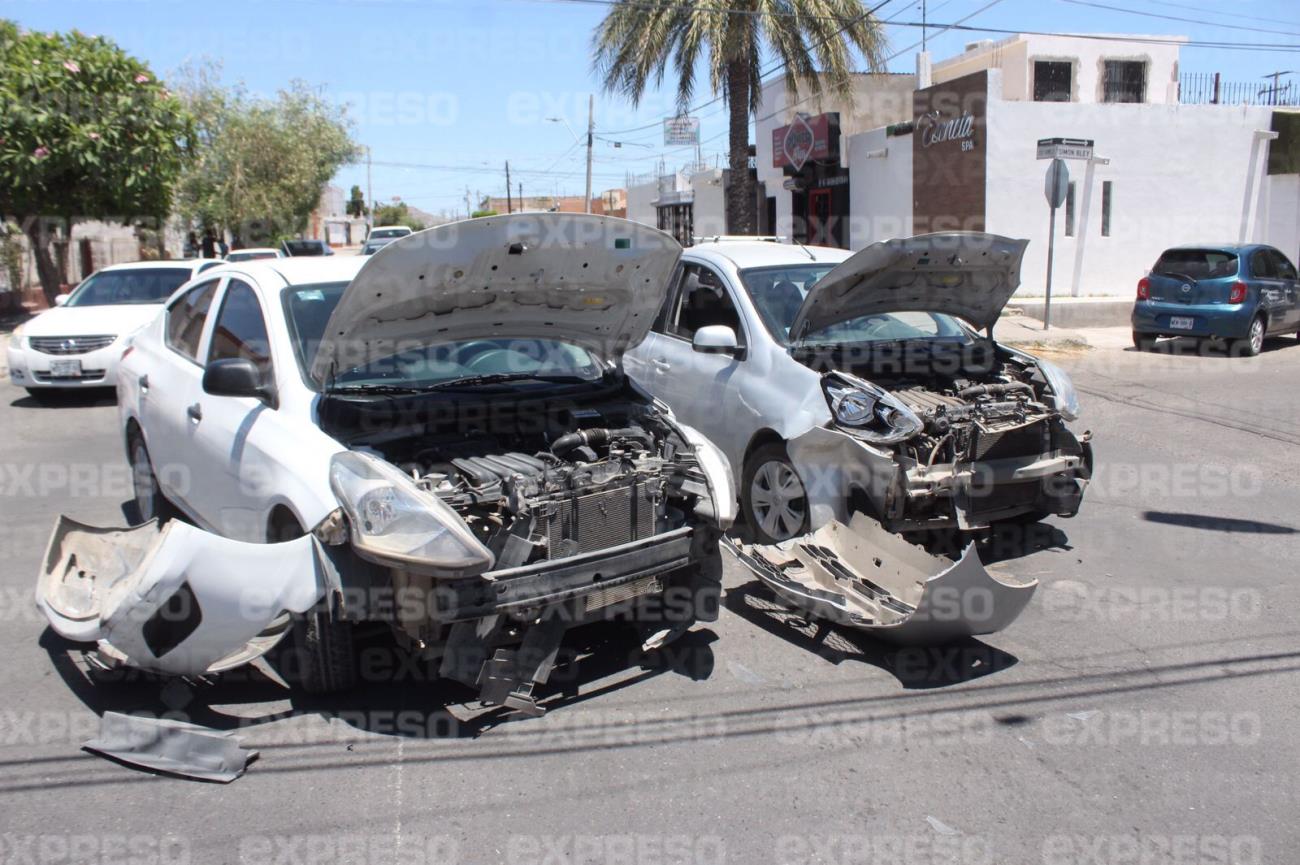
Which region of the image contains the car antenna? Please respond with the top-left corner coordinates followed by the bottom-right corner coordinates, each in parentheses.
top-left (797, 242), bottom-right (816, 261)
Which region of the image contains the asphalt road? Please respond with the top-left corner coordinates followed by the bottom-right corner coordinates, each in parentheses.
top-left (1, 330), bottom-right (1297, 865)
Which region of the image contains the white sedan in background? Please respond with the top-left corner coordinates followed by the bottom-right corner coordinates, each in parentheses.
top-left (225, 247), bottom-right (283, 263)
top-left (7, 259), bottom-right (224, 397)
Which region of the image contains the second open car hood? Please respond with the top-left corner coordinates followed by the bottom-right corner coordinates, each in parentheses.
top-left (789, 232), bottom-right (1029, 338)
top-left (310, 214), bottom-right (682, 384)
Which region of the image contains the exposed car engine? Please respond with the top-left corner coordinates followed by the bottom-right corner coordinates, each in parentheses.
top-left (329, 395), bottom-right (714, 571)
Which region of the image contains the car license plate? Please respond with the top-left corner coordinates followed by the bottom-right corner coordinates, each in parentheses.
top-left (1169, 316), bottom-right (1194, 330)
top-left (48, 359), bottom-right (82, 378)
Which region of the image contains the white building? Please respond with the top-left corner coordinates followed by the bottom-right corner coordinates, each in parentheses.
top-left (623, 33), bottom-right (1300, 299)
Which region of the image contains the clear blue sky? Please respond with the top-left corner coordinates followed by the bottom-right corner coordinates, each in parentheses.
top-left (4, 0), bottom-right (1298, 216)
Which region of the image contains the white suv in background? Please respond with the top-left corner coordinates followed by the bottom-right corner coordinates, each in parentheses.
top-left (7, 259), bottom-right (223, 398)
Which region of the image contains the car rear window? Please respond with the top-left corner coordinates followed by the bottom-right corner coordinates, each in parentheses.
top-left (66, 268), bottom-right (194, 306)
top-left (1153, 250), bottom-right (1238, 280)
top-left (283, 241), bottom-right (326, 256)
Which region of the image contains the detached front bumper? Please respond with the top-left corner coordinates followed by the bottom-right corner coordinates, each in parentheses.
top-left (8, 340), bottom-right (125, 389)
top-left (729, 514), bottom-right (1037, 644)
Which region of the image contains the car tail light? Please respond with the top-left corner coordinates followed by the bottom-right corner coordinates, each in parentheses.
top-left (1228, 281), bottom-right (1248, 304)
top-left (1136, 277), bottom-right (1150, 300)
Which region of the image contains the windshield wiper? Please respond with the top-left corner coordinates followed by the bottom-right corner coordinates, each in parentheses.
top-left (325, 384), bottom-right (436, 395)
top-left (425, 372), bottom-right (594, 390)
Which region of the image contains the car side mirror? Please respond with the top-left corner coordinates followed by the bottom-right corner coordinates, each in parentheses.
top-left (53, 294), bottom-right (70, 307)
top-left (693, 325), bottom-right (740, 356)
top-left (203, 358), bottom-right (276, 407)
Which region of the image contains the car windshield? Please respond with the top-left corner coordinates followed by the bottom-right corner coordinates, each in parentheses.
top-left (368, 229), bottom-right (407, 239)
top-left (282, 282), bottom-right (604, 388)
top-left (738, 264), bottom-right (971, 346)
top-left (283, 241), bottom-right (326, 256)
top-left (1153, 249), bottom-right (1238, 280)
top-left (65, 268), bottom-right (193, 307)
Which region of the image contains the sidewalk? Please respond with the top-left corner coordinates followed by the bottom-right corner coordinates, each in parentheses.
top-left (991, 309), bottom-right (1091, 352)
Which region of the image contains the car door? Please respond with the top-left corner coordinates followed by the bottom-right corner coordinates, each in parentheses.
top-left (188, 277), bottom-right (288, 541)
top-left (640, 262), bottom-right (750, 449)
top-left (142, 278), bottom-right (222, 523)
top-left (1248, 250), bottom-right (1288, 334)
top-left (1266, 249), bottom-right (1300, 330)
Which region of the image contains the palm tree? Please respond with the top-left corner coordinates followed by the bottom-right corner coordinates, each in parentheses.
top-left (593, 0), bottom-right (887, 235)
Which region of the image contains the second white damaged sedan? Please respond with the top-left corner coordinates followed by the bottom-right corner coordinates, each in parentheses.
top-left (626, 233), bottom-right (1092, 641)
top-left (35, 215), bottom-right (735, 712)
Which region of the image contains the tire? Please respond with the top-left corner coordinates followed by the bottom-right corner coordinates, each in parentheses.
top-left (127, 429), bottom-right (174, 524)
top-left (286, 607), bottom-right (358, 695)
top-left (1132, 330), bottom-right (1156, 352)
top-left (1232, 315), bottom-right (1266, 358)
top-left (271, 512), bottom-right (358, 694)
top-left (741, 443), bottom-right (811, 544)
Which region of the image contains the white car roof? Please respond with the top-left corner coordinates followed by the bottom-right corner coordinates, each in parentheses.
top-left (370, 225), bottom-right (412, 232)
top-left (228, 247), bottom-right (280, 255)
top-left (99, 258), bottom-right (223, 274)
top-left (211, 256), bottom-right (367, 288)
top-left (684, 240), bottom-right (852, 271)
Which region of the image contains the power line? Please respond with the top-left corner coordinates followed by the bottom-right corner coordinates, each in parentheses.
top-left (1056, 0), bottom-right (1300, 38)
top-left (1136, 0), bottom-right (1300, 29)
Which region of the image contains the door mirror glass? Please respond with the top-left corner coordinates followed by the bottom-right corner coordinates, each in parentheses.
top-left (203, 358), bottom-right (274, 405)
top-left (693, 324), bottom-right (739, 355)
top-left (53, 294), bottom-right (70, 307)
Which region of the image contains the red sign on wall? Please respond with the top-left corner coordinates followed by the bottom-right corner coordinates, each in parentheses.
top-left (772, 113), bottom-right (838, 170)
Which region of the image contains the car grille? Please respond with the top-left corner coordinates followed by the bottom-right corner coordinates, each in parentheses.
top-left (544, 481), bottom-right (659, 560)
top-left (30, 369), bottom-right (107, 383)
top-left (29, 335), bottom-right (116, 355)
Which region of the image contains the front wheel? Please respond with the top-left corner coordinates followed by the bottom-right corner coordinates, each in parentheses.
top-left (741, 443), bottom-right (811, 544)
top-left (1232, 315), bottom-right (1266, 357)
top-left (127, 430), bottom-right (174, 524)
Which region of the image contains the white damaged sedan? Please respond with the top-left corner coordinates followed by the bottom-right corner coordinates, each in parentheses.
top-left (35, 215), bottom-right (736, 711)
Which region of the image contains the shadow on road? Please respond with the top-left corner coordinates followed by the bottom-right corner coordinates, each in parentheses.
top-left (722, 580), bottom-right (1019, 690)
top-left (1141, 510), bottom-right (1296, 535)
top-left (10, 387), bottom-right (116, 409)
top-left (1125, 335), bottom-right (1299, 357)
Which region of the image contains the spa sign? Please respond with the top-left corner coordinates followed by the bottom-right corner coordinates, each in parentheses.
top-left (918, 111), bottom-right (976, 151)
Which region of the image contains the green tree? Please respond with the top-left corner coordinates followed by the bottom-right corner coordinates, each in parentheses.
top-left (0, 22), bottom-right (193, 303)
top-left (346, 184), bottom-right (367, 218)
top-left (175, 65), bottom-right (358, 245)
top-left (372, 201), bottom-right (425, 231)
top-left (593, 0), bottom-right (885, 234)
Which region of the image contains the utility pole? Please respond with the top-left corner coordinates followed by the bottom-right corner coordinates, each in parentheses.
top-left (518, 182), bottom-right (523, 210)
top-left (365, 146), bottom-right (374, 234)
top-left (505, 162), bottom-right (513, 214)
top-left (464, 187), bottom-right (472, 219)
top-left (585, 94), bottom-right (595, 214)
top-left (921, 0), bottom-right (927, 52)
top-left (1260, 71), bottom-right (1294, 106)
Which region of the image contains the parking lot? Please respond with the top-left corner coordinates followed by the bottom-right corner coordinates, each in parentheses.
top-left (1, 327), bottom-right (1298, 864)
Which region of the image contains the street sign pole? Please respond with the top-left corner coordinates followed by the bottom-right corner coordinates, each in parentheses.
top-left (1043, 158), bottom-right (1070, 332)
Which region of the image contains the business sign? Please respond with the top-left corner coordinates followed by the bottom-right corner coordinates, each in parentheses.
top-left (1037, 137), bottom-right (1094, 160)
top-left (912, 70), bottom-right (989, 235)
top-left (664, 116), bottom-right (700, 146)
top-left (918, 112), bottom-right (976, 151)
top-left (773, 113), bottom-right (839, 171)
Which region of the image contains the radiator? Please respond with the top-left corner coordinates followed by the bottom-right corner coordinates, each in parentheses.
top-left (544, 481), bottom-right (659, 559)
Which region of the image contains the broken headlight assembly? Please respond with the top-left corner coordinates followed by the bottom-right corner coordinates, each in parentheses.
top-left (822, 373), bottom-right (924, 445)
top-left (1033, 357), bottom-right (1081, 421)
top-left (328, 451), bottom-right (495, 576)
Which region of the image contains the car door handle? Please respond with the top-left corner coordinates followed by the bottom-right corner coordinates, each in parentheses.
top-left (186, 402), bottom-right (202, 423)
top-left (138, 374), bottom-right (149, 393)
top-left (652, 358), bottom-right (671, 371)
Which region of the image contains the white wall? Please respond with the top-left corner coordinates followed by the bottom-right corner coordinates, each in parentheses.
top-left (845, 127), bottom-right (913, 249)
top-left (625, 180), bottom-right (658, 228)
top-left (934, 34), bottom-right (1182, 105)
top-left (984, 99), bottom-right (1278, 296)
top-left (1260, 174), bottom-right (1300, 265)
top-left (689, 168), bottom-right (728, 237)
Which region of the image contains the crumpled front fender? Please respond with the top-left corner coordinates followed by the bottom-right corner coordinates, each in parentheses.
top-left (36, 516), bottom-right (334, 675)
top-left (728, 513), bottom-right (1037, 644)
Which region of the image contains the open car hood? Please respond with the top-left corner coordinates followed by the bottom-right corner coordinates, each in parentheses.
top-left (310, 214), bottom-right (682, 384)
top-left (789, 232), bottom-right (1029, 338)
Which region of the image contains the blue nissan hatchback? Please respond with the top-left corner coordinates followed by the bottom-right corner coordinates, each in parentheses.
top-left (1131, 244), bottom-right (1300, 356)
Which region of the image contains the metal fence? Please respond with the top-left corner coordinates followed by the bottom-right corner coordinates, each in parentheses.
top-left (1180, 73), bottom-right (1300, 107)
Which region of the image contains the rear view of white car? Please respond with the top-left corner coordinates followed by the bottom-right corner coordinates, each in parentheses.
top-left (7, 259), bottom-right (223, 397)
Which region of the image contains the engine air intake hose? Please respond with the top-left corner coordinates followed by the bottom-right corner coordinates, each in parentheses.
top-left (958, 381), bottom-right (1033, 400)
top-left (550, 427), bottom-right (650, 457)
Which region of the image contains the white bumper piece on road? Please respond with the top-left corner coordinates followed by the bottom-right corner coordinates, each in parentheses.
top-left (36, 516), bottom-right (334, 675)
top-left (728, 513), bottom-right (1038, 644)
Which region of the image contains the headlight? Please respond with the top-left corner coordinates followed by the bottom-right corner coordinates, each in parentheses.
top-left (1034, 358), bottom-right (1081, 421)
top-left (674, 423), bottom-right (737, 530)
top-left (10, 324), bottom-right (25, 348)
top-left (823, 374), bottom-right (923, 445)
top-left (328, 451), bottom-right (494, 575)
